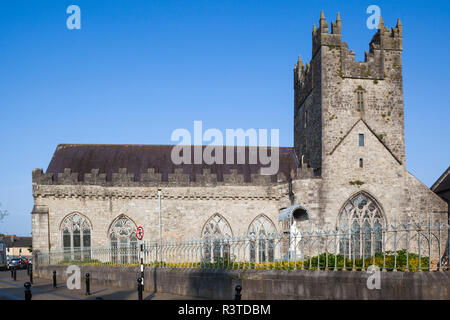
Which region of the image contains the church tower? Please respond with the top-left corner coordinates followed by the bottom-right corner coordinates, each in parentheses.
top-left (294, 12), bottom-right (404, 175)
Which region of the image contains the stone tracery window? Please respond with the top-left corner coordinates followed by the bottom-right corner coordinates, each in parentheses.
top-left (109, 216), bottom-right (138, 264)
top-left (202, 214), bottom-right (233, 263)
top-left (61, 213), bottom-right (91, 261)
top-left (248, 215), bottom-right (276, 263)
top-left (338, 192), bottom-right (384, 258)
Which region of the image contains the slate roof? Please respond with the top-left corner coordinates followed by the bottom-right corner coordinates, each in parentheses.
top-left (46, 144), bottom-right (299, 183)
top-left (1, 236), bottom-right (32, 248)
top-left (431, 166), bottom-right (450, 202)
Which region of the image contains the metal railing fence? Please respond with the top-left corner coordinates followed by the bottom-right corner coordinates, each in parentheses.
top-left (36, 220), bottom-right (449, 272)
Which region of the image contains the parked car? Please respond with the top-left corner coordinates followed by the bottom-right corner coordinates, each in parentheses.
top-left (21, 258), bottom-right (29, 267)
top-left (7, 258), bottom-right (26, 270)
top-left (20, 258), bottom-right (28, 269)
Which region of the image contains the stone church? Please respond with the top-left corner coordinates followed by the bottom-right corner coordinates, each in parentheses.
top-left (31, 12), bottom-right (447, 259)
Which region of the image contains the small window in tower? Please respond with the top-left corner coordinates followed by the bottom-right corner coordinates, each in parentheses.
top-left (359, 134), bottom-right (364, 146)
top-left (357, 90), bottom-right (364, 112)
top-left (359, 158), bottom-right (364, 168)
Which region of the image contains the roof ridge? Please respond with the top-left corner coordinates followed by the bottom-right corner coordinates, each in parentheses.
top-left (57, 144), bottom-right (294, 148)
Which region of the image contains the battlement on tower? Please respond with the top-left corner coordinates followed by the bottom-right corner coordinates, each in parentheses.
top-left (32, 164), bottom-right (320, 188)
top-left (294, 11), bottom-right (403, 105)
top-left (32, 167), bottom-right (319, 188)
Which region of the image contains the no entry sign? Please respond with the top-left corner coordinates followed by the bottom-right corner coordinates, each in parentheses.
top-left (136, 226), bottom-right (144, 240)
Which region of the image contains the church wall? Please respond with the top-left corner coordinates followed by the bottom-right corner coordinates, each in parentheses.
top-left (318, 121), bottom-right (447, 228)
top-left (32, 183), bottom-right (291, 252)
top-left (403, 172), bottom-right (449, 223)
top-left (31, 208), bottom-right (49, 253)
top-left (299, 120), bottom-right (448, 256)
top-left (318, 121), bottom-right (405, 229)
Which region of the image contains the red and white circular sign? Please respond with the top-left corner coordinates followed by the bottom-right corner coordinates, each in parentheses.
top-left (136, 226), bottom-right (144, 240)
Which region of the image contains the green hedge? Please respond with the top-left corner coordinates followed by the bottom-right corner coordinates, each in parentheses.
top-left (51, 249), bottom-right (431, 271)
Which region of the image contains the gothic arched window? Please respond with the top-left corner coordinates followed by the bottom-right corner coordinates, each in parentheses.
top-left (338, 192), bottom-right (384, 258)
top-left (248, 215), bottom-right (276, 263)
top-left (201, 214), bottom-right (233, 263)
top-left (108, 216), bottom-right (138, 264)
top-left (60, 213), bottom-right (92, 261)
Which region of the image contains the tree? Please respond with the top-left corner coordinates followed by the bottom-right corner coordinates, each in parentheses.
top-left (0, 203), bottom-right (9, 229)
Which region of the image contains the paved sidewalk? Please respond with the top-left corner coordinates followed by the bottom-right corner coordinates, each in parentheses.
top-left (0, 269), bottom-right (203, 300)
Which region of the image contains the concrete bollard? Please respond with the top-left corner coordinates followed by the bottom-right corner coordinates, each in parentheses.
top-left (235, 285), bottom-right (242, 300)
top-left (137, 278), bottom-right (143, 301)
top-left (24, 282), bottom-right (32, 301)
top-left (85, 273), bottom-right (90, 296)
top-left (52, 270), bottom-right (57, 288)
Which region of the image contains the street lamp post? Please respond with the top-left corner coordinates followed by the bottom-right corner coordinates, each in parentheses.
top-left (158, 189), bottom-right (162, 245)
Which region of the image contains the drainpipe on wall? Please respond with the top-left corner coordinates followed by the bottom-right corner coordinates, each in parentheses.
top-left (47, 211), bottom-right (51, 265)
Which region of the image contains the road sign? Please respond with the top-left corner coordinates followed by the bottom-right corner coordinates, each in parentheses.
top-left (136, 226), bottom-right (144, 240)
top-left (136, 226), bottom-right (145, 289)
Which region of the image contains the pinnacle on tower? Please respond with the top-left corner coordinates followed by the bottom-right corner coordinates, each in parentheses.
top-left (396, 18), bottom-right (402, 36)
top-left (378, 15), bottom-right (384, 30)
top-left (297, 55), bottom-right (304, 69)
top-left (319, 10), bottom-right (328, 33)
top-left (333, 12), bottom-right (342, 34)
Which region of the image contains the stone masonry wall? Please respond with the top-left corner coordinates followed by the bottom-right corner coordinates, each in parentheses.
top-left (298, 119), bottom-right (448, 254)
top-left (32, 181), bottom-right (294, 252)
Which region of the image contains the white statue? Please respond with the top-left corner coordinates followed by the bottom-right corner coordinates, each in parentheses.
top-left (289, 221), bottom-right (302, 259)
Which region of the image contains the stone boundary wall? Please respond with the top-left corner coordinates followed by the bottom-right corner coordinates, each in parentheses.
top-left (35, 266), bottom-right (450, 300)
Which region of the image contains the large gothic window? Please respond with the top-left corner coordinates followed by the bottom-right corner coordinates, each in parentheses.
top-left (60, 213), bottom-right (92, 261)
top-left (248, 215), bottom-right (276, 263)
top-left (202, 214), bottom-right (233, 263)
top-left (338, 192), bottom-right (384, 258)
top-left (109, 216), bottom-right (138, 264)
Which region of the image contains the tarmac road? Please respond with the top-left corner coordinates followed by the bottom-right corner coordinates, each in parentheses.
top-left (0, 268), bottom-right (203, 300)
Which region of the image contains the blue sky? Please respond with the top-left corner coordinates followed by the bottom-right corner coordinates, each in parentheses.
top-left (0, 0), bottom-right (449, 236)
